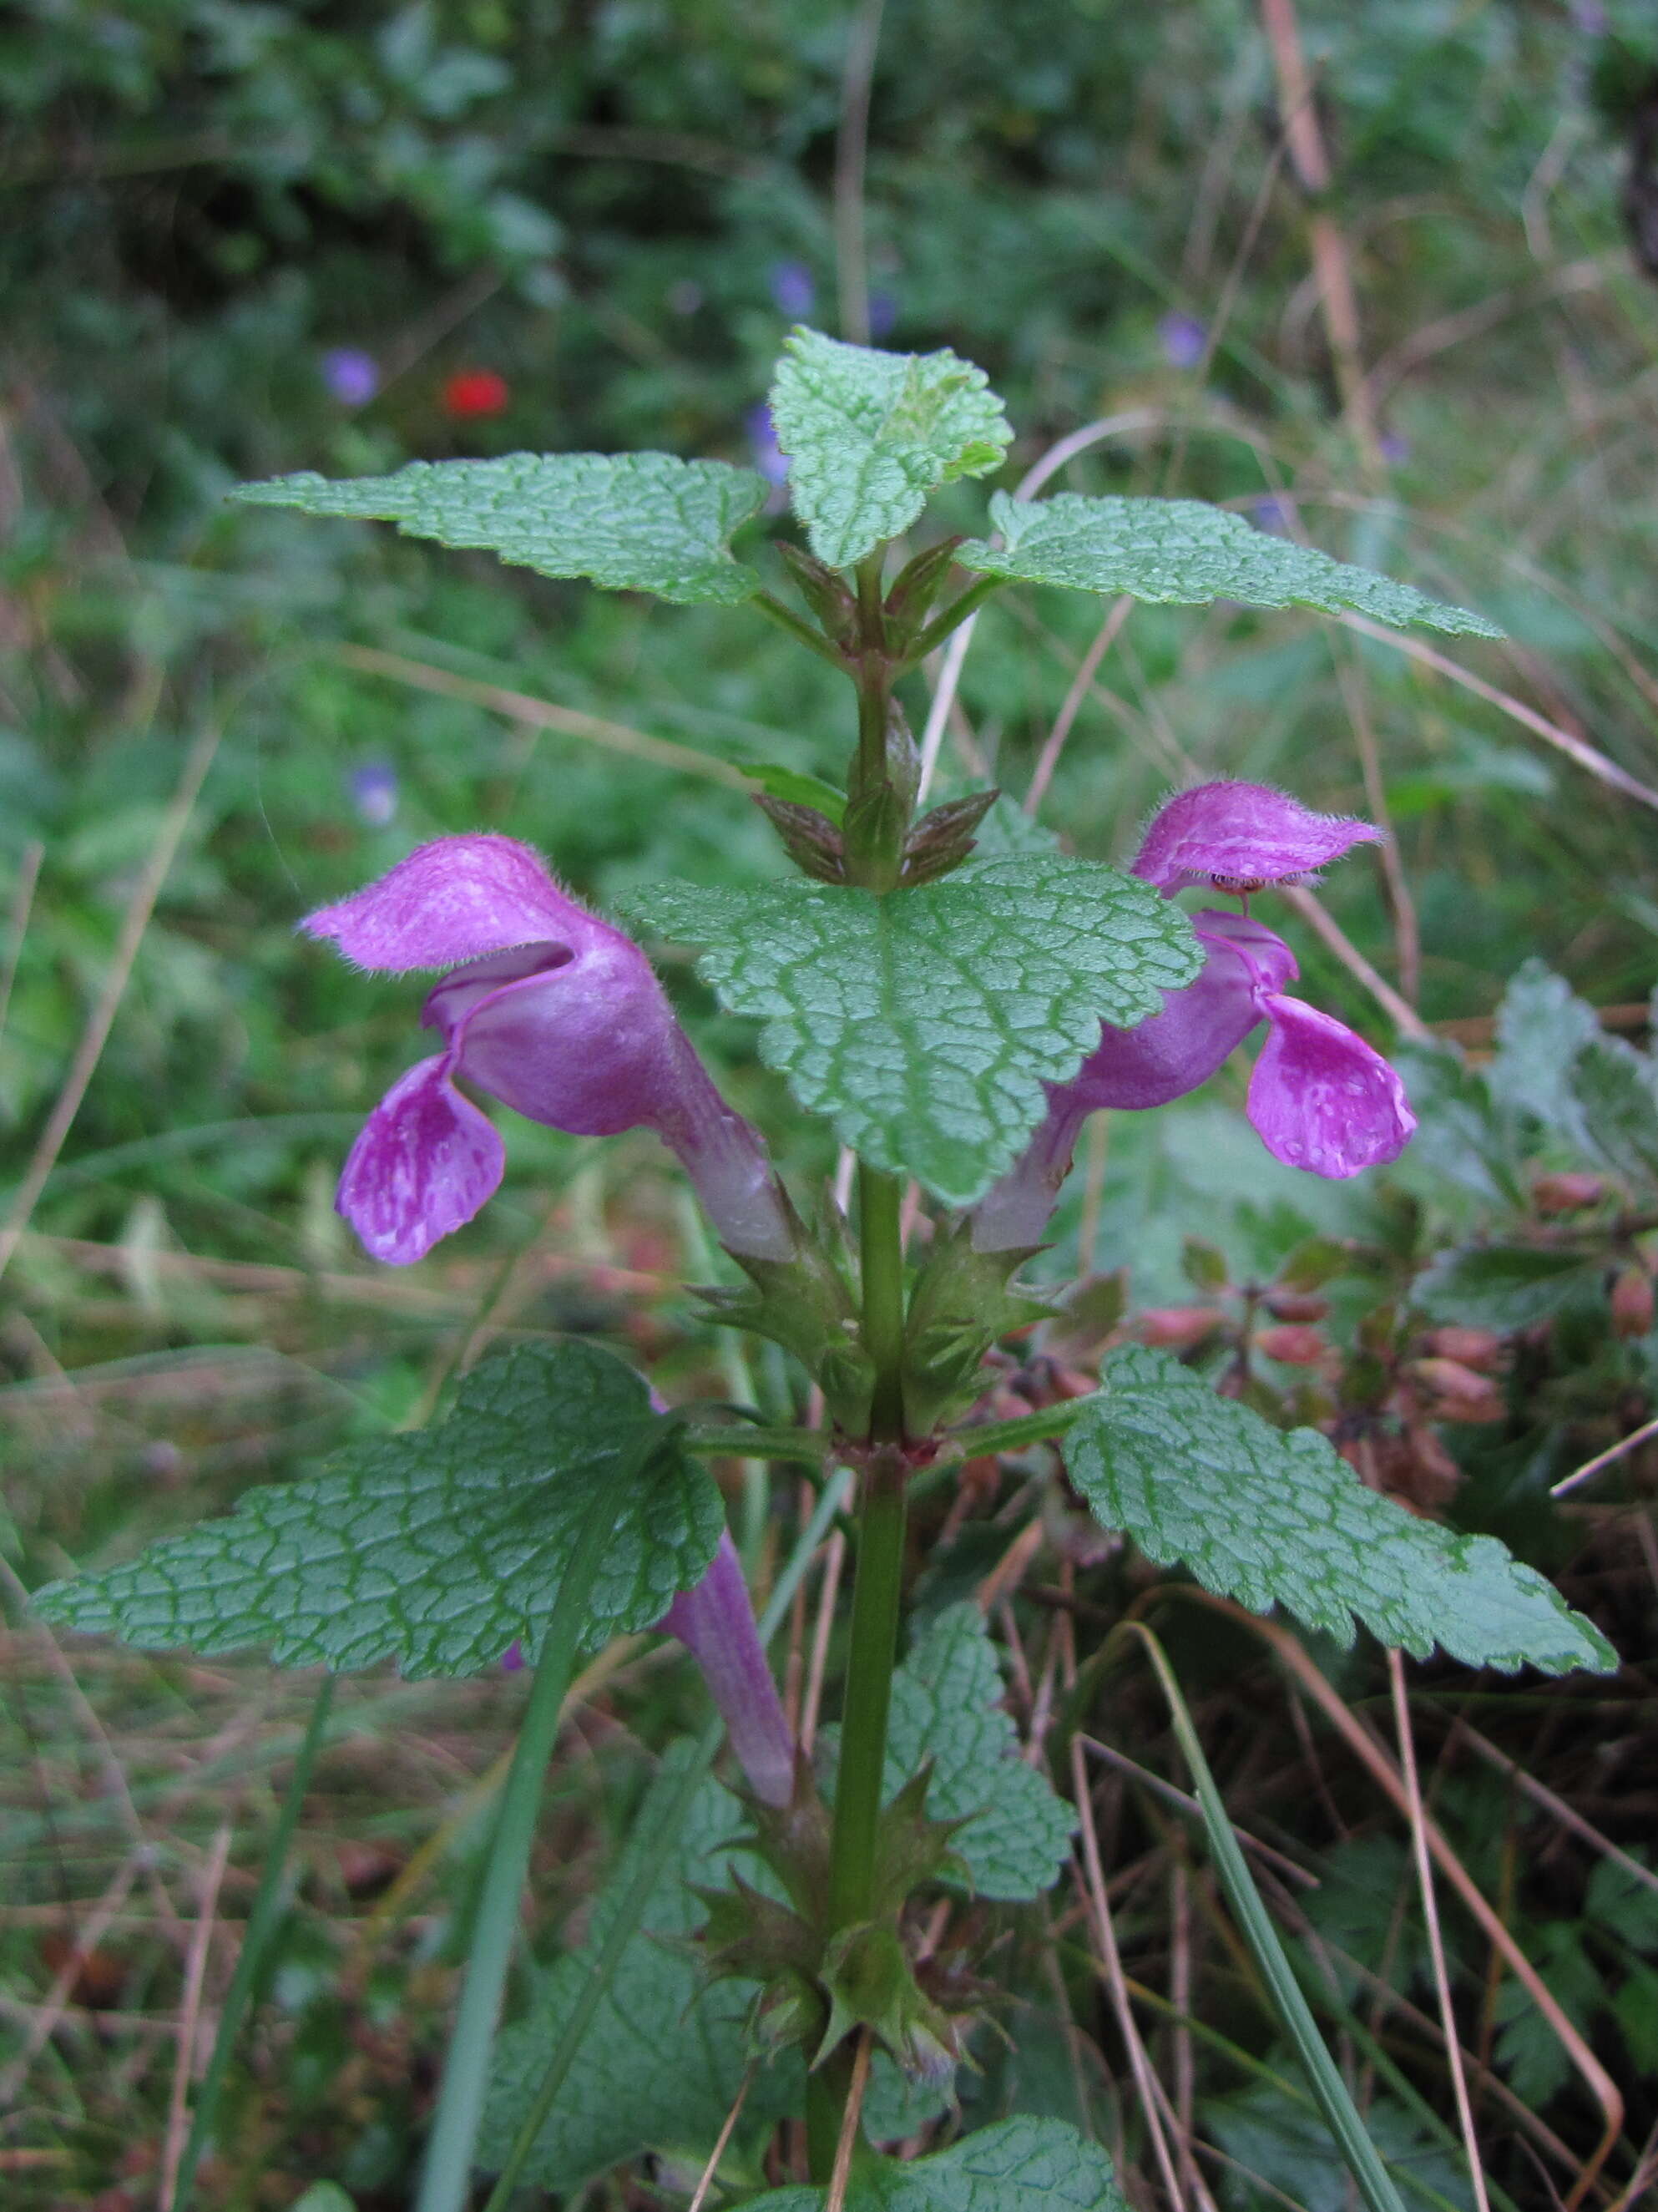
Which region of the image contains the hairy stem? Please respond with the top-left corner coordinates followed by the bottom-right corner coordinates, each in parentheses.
top-left (807, 1163), bottom-right (912, 2176)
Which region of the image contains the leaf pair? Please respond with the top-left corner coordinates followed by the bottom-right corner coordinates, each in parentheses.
top-left (232, 325), bottom-right (1499, 638)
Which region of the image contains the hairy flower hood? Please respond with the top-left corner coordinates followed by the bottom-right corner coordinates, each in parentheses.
top-left (304, 836), bottom-right (791, 1267)
top-left (1130, 779), bottom-right (1382, 894)
top-left (972, 785), bottom-right (1413, 1251)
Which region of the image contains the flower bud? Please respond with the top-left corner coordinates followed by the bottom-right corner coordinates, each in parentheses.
top-left (1612, 1267), bottom-right (1655, 1339)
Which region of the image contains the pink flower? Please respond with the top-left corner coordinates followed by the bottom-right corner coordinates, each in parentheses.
top-left (304, 835), bottom-right (793, 1267)
top-left (659, 1531), bottom-right (795, 1806)
top-left (1130, 780), bottom-right (1381, 897)
top-left (972, 786), bottom-right (1413, 1250)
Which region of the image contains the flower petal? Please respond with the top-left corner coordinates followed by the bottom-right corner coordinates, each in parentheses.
top-left (336, 1054), bottom-right (505, 1263)
top-left (1069, 913), bottom-right (1294, 1111)
top-left (1131, 781), bottom-right (1382, 893)
top-left (660, 1531), bottom-right (795, 1806)
top-left (1247, 994), bottom-right (1416, 1177)
top-left (426, 946), bottom-right (796, 1261)
top-left (303, 835), bottom-right (615, 972)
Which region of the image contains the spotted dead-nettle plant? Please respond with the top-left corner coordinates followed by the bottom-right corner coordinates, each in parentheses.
top-left (38, 328), bottom-right (1615, 2212)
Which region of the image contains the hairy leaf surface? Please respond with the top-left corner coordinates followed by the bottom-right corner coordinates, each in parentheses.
top-left (35, 1343), bottom-right (721, 1677)
top-left (481, 1754), bottom-right (939, 2186)
top-left (770, 328), bottom-right (1011, 569)
top-left (1064, 1347), bottom-right (1614, 1673)
top-left (958, 492), bottom-right (1501, 635)
top-left (883, 1604), bottom-right (1074, 1901)
top-left (232, 451), bottom-right (766, 603)
top-left (741, 2118), bottom-right (1128, 2212)
top-left (627, 858), bottom-right (1200, 1205)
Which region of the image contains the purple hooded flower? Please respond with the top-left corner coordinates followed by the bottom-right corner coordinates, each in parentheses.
top-left (971, 786), bottom-right (1413, 1249)
top-left (1130, 780), bottom-right (1382, 897)
top-left (321, 348), bottom-right (380, 407)
top-left (767, 260), bottom-right (816, 318)
top-left (304, 835), bottom-right (794, 1268)
top-left (347, 759), bottom-right (398, 827)
top-left (746, 403), bottom-right (790, 488)
top-left (1158, 311), bottom-right (1207, 370)
top-left (660, 1531), bottom-right (795, 1806)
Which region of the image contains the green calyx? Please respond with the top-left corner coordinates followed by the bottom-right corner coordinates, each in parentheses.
top-left (698, 1208), bottom-right (875, 1434)
top-left (902, 1222), bottom-right (1056, 1435)
top-left (695, 1764), bottom-right (975, 2084)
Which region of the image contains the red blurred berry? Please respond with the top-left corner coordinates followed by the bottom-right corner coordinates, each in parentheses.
top-left (1135, 1304), bottom-right (1222, 1349)
top-left (1533, 1171), bottom-right (1605, 1216)
top-left (1420, 1324), bottom-right (1506, 1372)
top-left (443, 367), bottom-right (511, 418)
top-left (1612, 1266), bottom-right (1655, 1338)
top-left (1256, 1323), bottom-right (1328, 1366)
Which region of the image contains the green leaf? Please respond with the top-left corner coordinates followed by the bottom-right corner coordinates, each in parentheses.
top-left (291, 2189), bottom-right (357, 2212)
top-left (480, 1751), bottom-right (794, 2189)
top-left (34, 1342), bottom-right (721, 1678)
top-left (742, 762), bottom-right (848, 823)
top-left (739, 2117), bottom-right (1128, 2212)
top-left (230, 450), bottom-right (766, 605)
top-left (769, 327), bottom-right (1012, 569)
top-left (882, 1604), bottom-right (1075, 1901)
top-left (1572, 1035), bottom-right (1658, 1187)
top-left (1412, 1243), bottom-right (1598, 1330)
top-left (480, 1751), bottom-right (939, 2188)
top-left (1063, 1346), bottom-right (1615, 1673)
top-left (626, 857), bottom-right (1201, 1206)
top-left (957, 492), bottom-right (1502, 636)
top-left (1488, 958), bottom-right (1600, 1137)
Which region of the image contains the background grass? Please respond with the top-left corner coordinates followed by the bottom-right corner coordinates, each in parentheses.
top-left (2, 2), bottom-right (1656, 2206)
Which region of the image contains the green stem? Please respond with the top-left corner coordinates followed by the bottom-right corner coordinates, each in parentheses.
top-left (806, 1162), bottom-right (912, 2178)
top-left (478, 1472), bottom-right (853, 2212)
top-left (857, 1165), bottom-right (907, 1446)
top-left (413, 1480), bottom-right (619, 2212)
top-left (170, 1673), bottom-right (336, 2212)
top-left (902, 573), bottom-right (1002, 663)
top-left (682, 1423), bottom-right (834, 1464)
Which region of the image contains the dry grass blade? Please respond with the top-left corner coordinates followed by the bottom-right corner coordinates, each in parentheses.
top-left (1388, 1649), bottom-right (1491, 2212)
top-left (0, 1853), bottom-right (144, 2108)
top-left (1449, 1720), bottom-right (1658, 1899)
top-left (159, 1820), bottom-right (234, 2212)
top-left (334, 642), bottom-right (750, 787)
top-left (1550, 1415), bottom-right (1658, 1498)
top-left (1336, 612), bottom-right (1658, 817)
top-left (1170, 1592), bottom-right (1626, 2209)
top-left (1276, 883), bottom-right (1433, 1040)
top-left (0, 836), bottom-right (43, 1041)
top-left (1069, 1736), bottom-right (1188, 2209)
top-left (827, 2033), bottom-right (873, 2212)
top-left (686, 2064), bottom-right (755, 2212)
top-left (0, 720), bottom-right (221, 1288)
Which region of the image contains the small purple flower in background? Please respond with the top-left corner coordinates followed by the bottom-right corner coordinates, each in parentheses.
top-left (1378, 429), bottom-right (1411, 465)
top-left (746, 402), bottom-right (790, 488)
top-left (500, 1640), bottom-right (524, 1674)
top-left (867, 290), bottom-right (899, 340)
top-left (347, 760), bottom-right (398, 828)
top-left (303, 835), bottom-right (794, 1267)
top-left (767, 260), bottom-right (816, 318)
top-left (660, 1531), bottom-right (794, 1805)
top-left (667, 279), bottom-right (705, 316)
top-left (1158, 311), bottom-right (1207, 370)
top-left (1251, 494), bottom-right (1294, 534)
top-left (321, 348), bottom-right (380, 407)
top-left (972, 782), bottom-right (1414, 1250)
